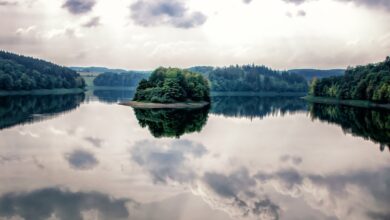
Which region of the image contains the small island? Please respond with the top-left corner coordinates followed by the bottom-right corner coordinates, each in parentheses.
top-left (121, 67), bottom-right (210, 108)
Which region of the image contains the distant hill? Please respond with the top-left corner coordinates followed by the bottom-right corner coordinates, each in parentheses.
top-left (70, 66), bottom-right (128, 74)
top-left (288, 69), bottom-right (345, 81)
top-left (209, 65), bottom-right (308, 92)
top-left (0, 51), bottom-right (85, 91)
top-left (93, 71), bottom-right (150, 87)
top-left (186, 66), bottom-right (214, 76)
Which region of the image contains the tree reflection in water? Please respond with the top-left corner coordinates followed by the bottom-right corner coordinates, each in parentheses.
top-left (134, 106), bottom-right (210, 138)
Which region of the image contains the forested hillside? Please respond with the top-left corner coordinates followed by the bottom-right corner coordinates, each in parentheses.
top-left (288, 69), bottom-right (345, 81)
top-left (70, 66), bottom-right (128, 73)
top-left (310, 57), bottom-right (390, 103)
top-left (0, 51), bottom-right (85, 90)
top-left (93, 72), bottom-right (149, 87)
top-left (208, 65), bottom-right (308, 92)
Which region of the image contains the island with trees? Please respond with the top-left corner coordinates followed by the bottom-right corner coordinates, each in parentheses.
top-left (307, 56), bottom-right (390, 108)
top-left (0, 51), bottom-right (85, 93)
top-left (122, 67), bottom-right (210, 108)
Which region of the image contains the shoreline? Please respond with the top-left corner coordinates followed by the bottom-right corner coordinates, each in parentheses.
top-left (120, 101), bottom-right (209, 109)
top-left (0, 88), bottom-right (86, 96)
top-left (303, 96), bottom-right (390, 110)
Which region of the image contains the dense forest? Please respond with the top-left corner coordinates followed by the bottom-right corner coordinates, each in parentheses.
top-left (93, 72), bottom-right (149, 87)
top-left (208, 65), bottom-right (308, 92)
top-left (0, 93), bottom-right (85, 130)
top-left (186, 66), bottom-right (214, 76)
top-left (134, 107), bottom-right (209, 138)
top-left (310, 103), bottom-right (389, 150)
top-left (309, 57), bottom-right (390, 103)
top-left (0, 51), bottom-right (85, 90)
top-left (133, 67), bottom-right (210, 103)
top-left (288, 69), bottom-right (345, 81)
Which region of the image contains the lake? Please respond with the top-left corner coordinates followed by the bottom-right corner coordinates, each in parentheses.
top-left (0, 90), bottom-right (389, 220)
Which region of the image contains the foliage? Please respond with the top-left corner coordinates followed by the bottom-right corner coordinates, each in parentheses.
top-left (134, 106), bottom-right (209, 138)
top-left (309, 56), bottom-right (390, 103)
top-left (0, 51), bottom-right (85, 90)
top-left (93, 72), bottom-right (149, 87)
top-left (133, 67), bottom-right (210, 103)
top-left (310, 103), bottom-right (390, 149)
top-left (0, 93), bottom-right (85, 130)
top-left (208, 65), bottom-right (308, 92)
top-left (211, 96), bottom-right (307, 119)
top-left (288, 69), bottom-right (345, 81)
top-left (186, 66), bottom-right (214, 76)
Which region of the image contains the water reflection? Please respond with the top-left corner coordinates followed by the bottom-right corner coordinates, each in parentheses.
top-left (134, 107), bottom-right (209, 138)
top-left (0, 93), bottom-right (85, 130)
top-left (309, 103), bottom-right (390, 151)
top-left (0, 93), bottom-right (389, 220)
top-left (210, 96), bottom-right (307, 119)
top-left (0, 188), bottom-right (131, 220)
top-left (92, 89), bottom-right (134, 103)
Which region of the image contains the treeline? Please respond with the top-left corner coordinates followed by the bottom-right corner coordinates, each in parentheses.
top-left (208, 65), bottom-right (308, 92)
top-left (310, 56), bottom-right (390, 103)
top-left (288, 69), bottom-right (344, 81)
top-left (93, 72), bottom-right (149, 87)
top-left (133, 67), bottom-right (210, 103)
top-left (0, 51), bottom-right (85, 90)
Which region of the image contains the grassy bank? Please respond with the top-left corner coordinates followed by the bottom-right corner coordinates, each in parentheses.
top-left (120, 101), bottom-right (209, 109)
top-left (0, 88), bottom-right (85, 96)
top-left (304, 96), bottom-right (390, 110)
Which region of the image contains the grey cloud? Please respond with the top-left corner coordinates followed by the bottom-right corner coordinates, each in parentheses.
top-left (340, 0), bottom-right (390, 11)
top-left (243, 0), bottom-right (252, 4)
top-left (255, 169), bottom-right (303, 190)
top-left (281, 0), bottom-right (390, 11)
top-left (281, 0), bottom-right (307, 5)
top-left (202, 169), bottom-right (280, 219)
top-left (131, 139), bottom-right (207, 183)
top-left (0, 1), bottom-right (17, 6)
top-left (65, 149), bottom-right (98, 170)
top-left (0, 155), bottom-right (21, 164)
top-left (253, 199), bottom-right (280, 219)
top-left (255, 167), bottom-right (390, 213)
top-left (62, 0), bottom-right (96, 15)
top-left (130, 0), bottom-right (207, 29)
top-left (280, 154), bottom-right (302, 165)
top-left (0, 188), bottom-right (131, 220)
top-left (366, 211), bottom-right (390, 220)
top-left (32, 156), bottom-right (45, 170)
top-left (297, 10), bottom-right (306, 16)
top-left (84, 136), bottom-right (103, 147)
top-left (203, 169), bottom-right (256, 198)
top-left (82, 16), bottom-right (101, 28)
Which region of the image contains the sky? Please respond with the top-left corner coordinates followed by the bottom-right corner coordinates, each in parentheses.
top-left (0, 0), bottom-right (390, 70)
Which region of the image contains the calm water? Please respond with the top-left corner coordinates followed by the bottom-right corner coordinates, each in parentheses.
top-left (0, 90), bottom-right (389, 220)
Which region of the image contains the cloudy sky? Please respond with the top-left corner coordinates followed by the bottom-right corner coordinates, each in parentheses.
top-left (1, 0), bottom-right (390, 70)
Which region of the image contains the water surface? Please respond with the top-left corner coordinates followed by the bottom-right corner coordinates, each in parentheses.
top-left (0, 90), bottom-right (389, 220)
